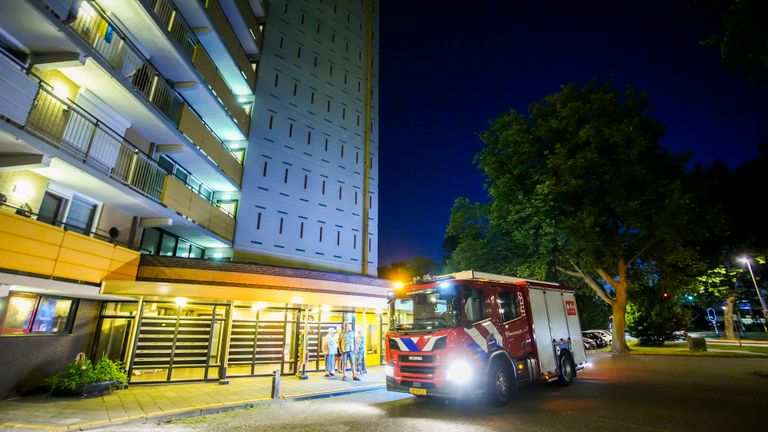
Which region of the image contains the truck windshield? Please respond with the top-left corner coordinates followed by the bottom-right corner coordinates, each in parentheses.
top-left (389, 288), bottom-right (461, 332)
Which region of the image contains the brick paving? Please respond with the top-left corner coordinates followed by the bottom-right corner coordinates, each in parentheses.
top-left (0, 367), bottom-right (384, 431)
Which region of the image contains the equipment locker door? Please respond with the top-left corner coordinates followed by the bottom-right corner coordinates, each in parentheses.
top-left (528, 288), bottom-right (557, 376)
top-left (562, 292), bottom-right (587, 366)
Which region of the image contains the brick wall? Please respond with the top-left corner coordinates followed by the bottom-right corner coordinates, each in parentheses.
top-left (0, 299), bottom-right (100, 399)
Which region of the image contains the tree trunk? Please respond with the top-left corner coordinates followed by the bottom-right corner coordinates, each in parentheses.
top-left (610, 300), bottom-right (631, 352)
top-left (723, 295), bottom-right (736, 340)
top-left (610, 265), bottom-right (631, 353)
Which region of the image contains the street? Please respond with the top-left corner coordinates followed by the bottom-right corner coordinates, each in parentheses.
top-left (102, 352), bottom-right (768, 432)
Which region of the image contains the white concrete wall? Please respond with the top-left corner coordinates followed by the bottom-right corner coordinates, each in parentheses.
top-left (236, 0), bottom-right (379, 275)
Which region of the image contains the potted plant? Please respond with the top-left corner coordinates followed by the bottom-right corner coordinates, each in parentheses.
top-left (47, 354), bottom-right (128, 397)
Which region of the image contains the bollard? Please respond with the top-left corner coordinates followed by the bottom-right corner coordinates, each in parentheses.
top-left (271, 370), bottom-right (281, 399)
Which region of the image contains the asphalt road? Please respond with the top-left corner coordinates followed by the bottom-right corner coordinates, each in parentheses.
top-left (107, 353), bottom-right (768, 432)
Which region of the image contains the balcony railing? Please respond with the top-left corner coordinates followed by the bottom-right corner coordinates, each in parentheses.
top-left (68, 3), bottom-right (183, 124)
top-left (25, 84), bottom-right (167, 201)
top-left (66, 1), bottom-right (243, 166)
top-left (139, 0), bottom-right (251, 134)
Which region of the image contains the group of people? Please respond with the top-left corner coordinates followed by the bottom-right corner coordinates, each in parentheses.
top-left (324, 322), bottom-right (367, 381)
top-left (296, 322), bottom-right (366, 381)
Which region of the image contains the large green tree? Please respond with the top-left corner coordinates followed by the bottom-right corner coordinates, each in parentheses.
top-left (705, 0), bottom-right (768, 83)
top-left (445, 80), bottom-right (704, 352)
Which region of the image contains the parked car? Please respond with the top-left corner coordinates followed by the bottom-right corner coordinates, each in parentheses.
top-left (586, 329), bottom-right (612, 345)
top-left (670, 330), bottom-right (688, 341)
top-left (583, 337), bottom-right (597, 350)
top-left (582, 331), bottom-right (607, 348)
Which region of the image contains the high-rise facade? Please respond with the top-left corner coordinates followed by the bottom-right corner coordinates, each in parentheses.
top-left (0, 0), bottom-right (385, 398)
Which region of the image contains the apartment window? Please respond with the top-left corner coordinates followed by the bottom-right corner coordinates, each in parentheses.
top-left (353, 234), bottom-right (357, 249)
top-left (326, 100), bottom-right (331, 112)
top-left (288, 123), bottom-right (293, 137)
top-left (356, 114), bottom-right (360, 127)
top-left (368, 238), bottom-right (372, 252)
top-left (321, 180), bottom-right (326, 195)
top-left (300, 222), bottom-right (304, 238)
top-left (355, 151), bottom-right (359, 164)
top-left (369, 195), bottom-right (372, 209)
top-left (159, 233), bottom-right (177, 256)
top-left (274, 73), bottom-right (280, 87)
top-left (314, 56), bottom-right (318, 68)
top-left (293, 83), bottom-right (298, 96)
top-left (319, 226), bottom-right (324, 242)
top-left (342, 107), bottom-right (346, 120)
top-left (303, 175), bottom-right (308, 189)
top-left (341, 145), bottom-right (345, 158)
top-left (354, 191), bottom-right (358, 205)
top-left (307, 130), bottom-right (312, 144)
top-left (300, 13), bottom-right (305, 24)
top-left (284, 168), bottom-right (289, 183)
top-left (338, 186), bottom-right (343, 200)
top-left (336, 231), bottom-right (341, 246)
top-left (329, 64), bottom-right (334, 76)
top-left (344, 73), bottom-right (348, 84)
top-left (37, 191), bottom-right (64, 226)
top-left (262, 161), bottom-right (268, 177)
top-left (316, 23), bottom-right (321, 34)
top-left (279, 217), bottom-right (284, 234)
top-left (324, 138), bottom-right (329, 151)
top-left (0, 293), bottom-right (77, 334)
top-left (257, 212), bottom-right (262, 230)
top-left (269, 115), bottom-right (274, 129)
top-left (65, 196), bottom-right (97, 235)
top-left (331, 33), bottom-right (336, 43)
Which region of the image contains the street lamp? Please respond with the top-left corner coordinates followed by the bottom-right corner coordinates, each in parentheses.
top-left (738, 256), bottom-right (768, 333)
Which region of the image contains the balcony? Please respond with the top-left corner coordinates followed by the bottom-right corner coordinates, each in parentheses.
top-left (0, 209), bottom-right (139, 283)
top-left (201, 0), bottom-right (257, 88)
top-left (65, 1), bottom-right (243, 187)
top-left (178, 106), bottom-right (242, 185)
top-left (161, 176), bottom-right (235, 242)
top-left (139, 0), bottom-right (250, 136)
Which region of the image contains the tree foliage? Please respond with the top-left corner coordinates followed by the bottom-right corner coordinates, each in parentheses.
top-left (705, 0), bottom-right (768, 83)
top-left (378, 256), bottom-right (439, 282)
top-left (445, 79), bottom-right (708, 352)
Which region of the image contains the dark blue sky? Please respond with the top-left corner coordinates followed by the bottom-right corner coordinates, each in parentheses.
top-left (377, 1), bottom-right (768, 266)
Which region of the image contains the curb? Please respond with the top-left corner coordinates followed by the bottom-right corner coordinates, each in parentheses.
top-left (0, 384), bottom-right (385, 431)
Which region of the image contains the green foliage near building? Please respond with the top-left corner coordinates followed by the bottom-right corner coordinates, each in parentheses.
top-left (47, 357), bottom-right (128, 392)
top-left (443, 79), bottom-right (710, 352)
top-left (627, 290), bottom-right (693, 346)
top-left (378, 255), bottom-right (439, 282)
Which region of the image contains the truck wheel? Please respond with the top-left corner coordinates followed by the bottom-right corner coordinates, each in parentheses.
top-left (557, 352), bottom-right (575, 386)
top-left (487, 360), bottom-right (513, 405)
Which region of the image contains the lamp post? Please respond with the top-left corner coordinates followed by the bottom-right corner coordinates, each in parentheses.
top-left (738, 257), bottom-right (768, 333)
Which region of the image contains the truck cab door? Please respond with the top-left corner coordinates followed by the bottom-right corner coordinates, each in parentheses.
top-left (497, 288), bottom-right (531, 358)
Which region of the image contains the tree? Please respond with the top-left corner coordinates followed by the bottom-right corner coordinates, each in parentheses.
top-left (378, 256), bottom-right (439, 282)
top-left (446, 80), bottom-right (704, 352)
top-left (705, 0), bottom-right (768, 83)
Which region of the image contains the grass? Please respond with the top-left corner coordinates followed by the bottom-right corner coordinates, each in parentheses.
top-left (590, 340), bottom-right (768, 357)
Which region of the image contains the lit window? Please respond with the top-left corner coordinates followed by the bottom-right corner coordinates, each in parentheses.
top-left (0, 293), bottom-right (76, 335)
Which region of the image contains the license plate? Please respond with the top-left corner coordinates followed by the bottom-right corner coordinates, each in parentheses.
top-left (409, 387), bottom-right (427, 396)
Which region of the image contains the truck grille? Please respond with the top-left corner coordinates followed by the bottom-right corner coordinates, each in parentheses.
top-left (400, 365), bottom-right (436, 375)
top-left (399, 354), bottom-right (434, 363)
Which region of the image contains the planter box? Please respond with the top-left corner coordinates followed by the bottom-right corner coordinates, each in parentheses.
top-left (51, 380), bottom-right (119, 398)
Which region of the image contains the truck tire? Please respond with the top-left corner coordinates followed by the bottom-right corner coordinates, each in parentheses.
top-left (487, 360), bottom-right (513, 405)
top-left (557, 352), bottom-right (575, 386)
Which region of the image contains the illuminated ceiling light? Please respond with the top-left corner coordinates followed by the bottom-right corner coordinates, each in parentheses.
top-left (175, 297), bottom-right (188, 307)
top-left (291, 296), bottom-right (303, 304)
top-left (321, 304), bottom-right (331, 312)
top-left (79, 2), bottom-right (96, 17)
top-left (222, 194), bottom-right (232, 200)
top-left (374, 308), bottom-right (383, 315)
top-left (213, 252), bottom-right (223, 258)
top-left (52, 81), bottom-right (71, 100)
top-left (251, 301), bottom-right (267, 311)
top-left (12, 180), bottom-right (34, 201)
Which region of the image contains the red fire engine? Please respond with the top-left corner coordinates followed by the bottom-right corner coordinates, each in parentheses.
top-left (385, 271), bottom-right (587, 404)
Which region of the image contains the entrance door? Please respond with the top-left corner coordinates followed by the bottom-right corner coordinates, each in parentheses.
top-left (129, 302), bottom-right (226, 382)
top-left (227, 307), bottom-right (290, 376)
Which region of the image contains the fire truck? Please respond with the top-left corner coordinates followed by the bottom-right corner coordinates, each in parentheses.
top-left (385, 271), bottom-right (587, 404)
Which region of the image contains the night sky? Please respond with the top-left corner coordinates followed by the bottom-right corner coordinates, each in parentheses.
top-left (376, 1), bottom-right (768, 267)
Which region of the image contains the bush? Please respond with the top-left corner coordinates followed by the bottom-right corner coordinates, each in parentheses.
top-left (627, 294), bottom-right (692, 346)
top-left (47, 357), bottom-right (127, 392)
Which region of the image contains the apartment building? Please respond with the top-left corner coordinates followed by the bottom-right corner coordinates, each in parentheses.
top-left (0, 0), bottom-right (385, 397)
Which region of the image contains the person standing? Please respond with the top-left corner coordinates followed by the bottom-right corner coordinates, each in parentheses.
top-left (295, 328), bottom-right (307, 378)
top-left (339, 322), bottom-right (360, 381)
top-left (324, 327), bottom-right (337, 377)
top-left (355, 328), bottom-right (367, 375)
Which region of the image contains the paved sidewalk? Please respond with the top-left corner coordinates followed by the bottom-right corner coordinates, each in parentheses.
top-left (0, 368), bottom-right (384, 431)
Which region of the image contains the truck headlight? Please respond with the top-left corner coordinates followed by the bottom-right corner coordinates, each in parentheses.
top-left (445, 360), bottom-right (472, 384)
top-left (385, 364), bottom-right (394, 377)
